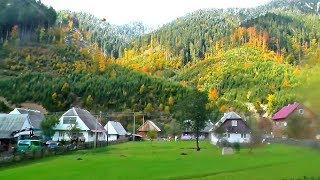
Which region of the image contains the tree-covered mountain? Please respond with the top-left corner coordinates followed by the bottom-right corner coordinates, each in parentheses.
top-left (129, 0), bottom-right (320, 64)
top-left (0, 0), bottom-right (319, 121)
top-left (56, 11), bottom-right (146, 59)
top-left (0, 0), bottom-right (56, 43)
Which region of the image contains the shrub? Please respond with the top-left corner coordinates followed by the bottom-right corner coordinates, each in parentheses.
top-left (233, 142), bottom-right (240, 153)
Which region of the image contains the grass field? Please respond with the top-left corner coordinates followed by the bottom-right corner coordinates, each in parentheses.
top-left (1, 141), bottom-right (320, 179)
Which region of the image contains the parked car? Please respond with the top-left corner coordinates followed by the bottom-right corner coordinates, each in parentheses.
top-left (45, 141), bottom-right (60, 151)
top-left (16, 140), bottom-right (44, 154)
top-left (181, 134), bottom-right (193, 140)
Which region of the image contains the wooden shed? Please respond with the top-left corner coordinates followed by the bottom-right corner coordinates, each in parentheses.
top-left (137, 120), bottom-right (161, 139)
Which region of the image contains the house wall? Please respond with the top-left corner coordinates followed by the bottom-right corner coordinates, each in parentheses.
top-left (21, 117), bottom-right (32, 130)
top-left (87, 132), bottom-right (105, 142)
top-left (52, 131), bottom-right (105, 142)
top-left (9, 109), bottom-right (21, 115)
top-left (105, 122), bottom-right (117, 134)
top-left (106, 134), bottom-right (118, 141)
top-left (210, 133), bottom-right (251, 145)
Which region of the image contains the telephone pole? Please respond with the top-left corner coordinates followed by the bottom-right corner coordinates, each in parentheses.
top-left (133, 113), bottom-right (136, 141)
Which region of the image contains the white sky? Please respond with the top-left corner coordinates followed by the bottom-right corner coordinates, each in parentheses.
top-left (42, 0), bottom-right (271, 27)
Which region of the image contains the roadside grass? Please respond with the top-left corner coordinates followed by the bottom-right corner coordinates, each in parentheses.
top-left (0, 141), bottom-right (319, 180)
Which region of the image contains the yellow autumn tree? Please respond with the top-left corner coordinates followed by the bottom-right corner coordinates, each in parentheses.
top-left (208, 88), bottom-right (219, 102)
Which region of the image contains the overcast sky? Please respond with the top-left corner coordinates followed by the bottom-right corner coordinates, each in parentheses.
top-left (42, 0), bottom-right (271, 27)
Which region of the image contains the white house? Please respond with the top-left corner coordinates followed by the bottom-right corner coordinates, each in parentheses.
top-left (209, 112), bottom-right (251, 145)
top-left (104, 121), bottom-right (127, 141)
top-left (52, 107), bottom-right (105, 142)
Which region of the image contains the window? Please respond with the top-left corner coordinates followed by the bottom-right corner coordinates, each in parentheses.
top-left (231, 120), bottom-right (237, 126)
top-left (227, 134), bottom-right (230, 138)
top-left (63, 117), bottom-right (77, 124)
top-left (31, 141), bottom-right (40, 146)
top-left (299, 109), bottom-right (304, 115)
top-left (59, 131), bottom-right (64, 137)
top-left (90, 132), bottom-right (94, 137)
top-left (241, 134), bottom-right (246, 138)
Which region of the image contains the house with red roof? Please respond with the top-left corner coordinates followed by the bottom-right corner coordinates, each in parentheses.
top-left (272, 102), bottom-right (317, 138)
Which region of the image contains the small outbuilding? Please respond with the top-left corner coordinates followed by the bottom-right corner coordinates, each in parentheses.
top-left (138, 120), bottom-right (161, 139)
top-left (105, 121), bottom-right (127, 141)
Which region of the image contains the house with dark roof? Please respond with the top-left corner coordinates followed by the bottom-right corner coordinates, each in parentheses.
top-left (9, 108), bottom-right (45, 132)
top-left (272, 102), bottom-right (317, 138)
top-left (104, 121), bottom-right (127, 141)
top-left (138, 120), bottom-right (161, 139)
top-left (209, 112), bottom-right (251, 145)
top-left (52, 107), bottom-right (106, 142)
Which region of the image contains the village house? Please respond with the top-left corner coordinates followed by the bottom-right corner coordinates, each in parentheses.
top-left (181, 121), bottom-right (213, 140)
top-left (52, 107), bottom-right (105, 142)
top-left (8, 108), bottom-right (45, 139)
top-left (105, 121), bottom-right (127, 141)
top-left (0, 114), bottom-right (28, 151)
top-left (209, 112), bottom-right (251, 145)
top-left (138, 120), bottom-right (161, 139)
top-left (272, 102), bottom-right (317, 138)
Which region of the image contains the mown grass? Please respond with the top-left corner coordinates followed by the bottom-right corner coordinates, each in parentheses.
top-left (0, 141), bottom-right (319, 180)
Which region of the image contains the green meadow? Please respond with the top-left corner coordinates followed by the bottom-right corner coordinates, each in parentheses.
top-left (1, 141), bottom-right (320, 180)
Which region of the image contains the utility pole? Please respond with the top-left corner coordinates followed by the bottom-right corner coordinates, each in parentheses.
top-left (106, 116), bottom-right (109, 146)
top-left (142, 114), bottom-right (145, 124)
top-left (94, 113), bottom-right (97, 148)
top-left (94, 111), bottom-right (101, 148)
top-left (133, 112), bottom-right (136, 141)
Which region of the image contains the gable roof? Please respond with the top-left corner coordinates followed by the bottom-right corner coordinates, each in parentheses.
top-left (138, 120), bottom-right (161, 132)
top-left (10, 108), bottom-right (45, 129)
top-left (272, 102), bottom-right (300, 121)
top-left (64, 107), bottom-right (105, 132)
top-left (106, 121), bottom-right (127, 135)
top-left (210, 112), bottom-right (243, 132)
top-left (0, 114), bottom-right (29, 139)
top-left (215, 119), bottom-right (251, 134)
top-left (202, 121), bottom-right (214, 133)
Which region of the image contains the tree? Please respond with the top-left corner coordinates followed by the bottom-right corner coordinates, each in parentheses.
top-left (85, 95), bottom-right (94, 110)
top-left (174, 90), bottom-right (209, 151)
top-left (165, 119), bottom-right (182, 137)
top-left (41, 116), bottom-right (59, 138)
top-left (67, 122), bottom-right (81, 141)
top-left (144, 103), bottom-right (154, 114)
top-left (287, 115), bottom-right (315, 139)
top-left (147, 130), bottom-right (157, 140)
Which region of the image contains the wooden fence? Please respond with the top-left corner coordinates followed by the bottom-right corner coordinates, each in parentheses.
top-left (0, 139), bottom-right (128, 166)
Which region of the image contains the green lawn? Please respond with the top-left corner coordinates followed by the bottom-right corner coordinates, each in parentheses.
top-left (1, 141), bottom-right (320, 179)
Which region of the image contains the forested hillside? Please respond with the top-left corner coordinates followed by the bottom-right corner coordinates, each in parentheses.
top-left (0, 0), bottom-right (319, 122)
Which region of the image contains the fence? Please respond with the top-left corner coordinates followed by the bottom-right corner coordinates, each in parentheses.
top-left (266, 138), bottom-right (320, 149)
top-left (0, 138), bottom-right (128, 167)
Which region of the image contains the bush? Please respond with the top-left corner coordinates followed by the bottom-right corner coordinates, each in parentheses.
top-left (233, 143), bottom-right (240, 153)
top-left (147, 131), bottom-right (157, 140)
top-left (217, 139), bottom-right (232, 148)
